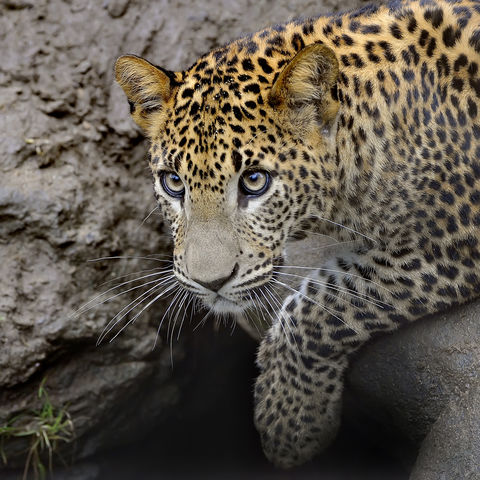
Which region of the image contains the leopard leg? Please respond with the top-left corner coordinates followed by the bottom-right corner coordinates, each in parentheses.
top-left (253, 250), bottom-right (420, 468)
top-left (254, 313), bottom-right (348, 468)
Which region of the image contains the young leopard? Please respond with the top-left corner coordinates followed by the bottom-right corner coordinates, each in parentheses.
top-left (115, 0), bottom-right (480, 468)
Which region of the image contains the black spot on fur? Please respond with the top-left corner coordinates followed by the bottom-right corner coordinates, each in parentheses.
top-left (424, 7), bottom-right (443, 29)
top-left (442, 25), bottom-right (461, 48)
top-left (258, 57), bottom-right (273, 74)
top-left (242, 58), bottom-right (254, 71)
top-left (291, 33), bottom-right (305, 51)
top-left (469, 29), bottom-right (480, 54)
top-left (390, 23), bottom-right (402, 39)
top-left (232, 151), bottom-right (242, 172)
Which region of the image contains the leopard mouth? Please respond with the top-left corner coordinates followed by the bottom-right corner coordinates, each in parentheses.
top-left (208, 295), bottom-right (246, 314)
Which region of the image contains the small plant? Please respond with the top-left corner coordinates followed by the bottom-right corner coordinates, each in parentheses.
top-left (0, 378), bottom-right (75, 480)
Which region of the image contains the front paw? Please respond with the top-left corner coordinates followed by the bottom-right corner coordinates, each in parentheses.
top-left (254, 340), bottom-right (342, 468)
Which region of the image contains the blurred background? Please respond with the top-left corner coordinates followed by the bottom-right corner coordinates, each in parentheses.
top-left (1, 0), bottom-right (478, 479)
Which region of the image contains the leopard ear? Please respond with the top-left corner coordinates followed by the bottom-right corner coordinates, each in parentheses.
top-left (268, 43), bottom-right (339, 134)
top-left (115, 55), bottom-right (179, 133)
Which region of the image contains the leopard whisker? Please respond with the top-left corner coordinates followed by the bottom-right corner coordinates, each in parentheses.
top-left (271, 278), bottom-right (360, 335)
top-left (274, 271), bottom-right (392, 310)
top-left (167, 288), bottom-right (188, 344)
top-left (274, 265), bottom-right (395, 296)
top-left (151, 285), bottom-right (184, 350)
top-left (249, 291), bottom-right (269, 337)
top-left (169, 289), bottom-right (191, 344)
top-left (87, 254), bottom-right (173, 262)
top-left (244, 132), bottom-right (259, 147)
top-left (230, 316), bottom-right (237, 336)
top-left (75, 271), bottom-right (174, 318)
top-left (193, 305), bottom-right (214, 332)
top-left (291, 229), bottom-right (343, 244)
top-left (252, 290), bottom-right (279, 341)
top-left (264, 283), bottom-right (300, 349)
top-left (98, 278), bottom-right (177, 345)
top-left (243, 308), bottom-right (258, 337)
top-left (176, 291), bottom-right (196, 341)
top-left (288, 235), bottom-right (359, 251)
top-left (137, 205), bottom-right (159, 231)
top-left (97, 265), bottom-right (171, 287)
top-left (309, 214), bottom-right (377, 244)
top-left (168, 289), bottom-right (191, 365)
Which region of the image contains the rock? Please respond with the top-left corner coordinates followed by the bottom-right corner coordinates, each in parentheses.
top-left (106, 0), bottom-right (130, 18)
top-left (348, 300), bottom-right (480, 477)
top-left (410, 383), bottom-right (480, 480)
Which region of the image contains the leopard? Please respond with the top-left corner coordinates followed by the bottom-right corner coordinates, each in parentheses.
top-left (114, 0), bottom-right (480, 469)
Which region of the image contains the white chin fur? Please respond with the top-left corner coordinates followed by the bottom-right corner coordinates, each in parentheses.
top-left (206, 297), bottom-right (246, 315)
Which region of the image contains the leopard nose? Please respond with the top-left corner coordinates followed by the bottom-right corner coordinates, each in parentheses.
top-left (193, 263), bottom-right (239, 292)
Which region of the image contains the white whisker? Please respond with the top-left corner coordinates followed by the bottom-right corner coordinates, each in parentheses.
top-left (291, 229), bottom-right (342, 244)
top-left (74, 271), bottom-right (174, 318)
top-left (271, 278), bottom-right (360, 334)
top-left (152, 286), bottom-right (183, 350)
top-left (274, 271), bottom-right (392, 310)
top-left (249, 291), bottom-right (268, 337)
top-left (176, 292), bottom-right (195, 341)
top-left (87, 255), bottom-right (172, 263)
top-left (97, 265), bottom-right (171, 287)
top-left (193, 307), bottom-right (214, 332)
top-left (264, 284), bottom-right (298, 349)
top-left (274, 265), bottom-right (395, 296)
top-left (137, 205), bottom-right (159, 230)
top-left (168, 289), bottom-right (190, 365)
top-left (309, 214), bottom-right (377, 243)
top-left (99, 278), bottom-right (177, 344)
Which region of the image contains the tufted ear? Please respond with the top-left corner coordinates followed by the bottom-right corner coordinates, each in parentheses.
top-left (268, 43), bottom-right (339, 134)
top-left (115, 55), bottom-right (178, 133)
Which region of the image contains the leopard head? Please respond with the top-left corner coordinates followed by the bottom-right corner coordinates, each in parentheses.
top-left (115, 43), bottom-right (340, 316)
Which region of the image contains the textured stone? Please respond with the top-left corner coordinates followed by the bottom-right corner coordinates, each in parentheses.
top-left (348, 300), bottom-right (480, 477)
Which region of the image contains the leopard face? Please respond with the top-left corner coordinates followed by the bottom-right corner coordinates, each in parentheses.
top-left (115, 44), bottom-right (341, 316)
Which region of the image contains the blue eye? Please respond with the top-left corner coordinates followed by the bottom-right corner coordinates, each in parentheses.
top-left (160, 171), bottom-right (185, 198)
top-left (239, 170), bottom-right (270, 196)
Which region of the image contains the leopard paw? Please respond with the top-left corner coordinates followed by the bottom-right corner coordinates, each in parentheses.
top-left (254, 344), bottom-right (343, 468)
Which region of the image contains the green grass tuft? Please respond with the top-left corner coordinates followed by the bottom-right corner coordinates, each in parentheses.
top-left (0, 378), bottom-right (75, 480)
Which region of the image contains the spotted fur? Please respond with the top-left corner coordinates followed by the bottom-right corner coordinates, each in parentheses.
top-left (116, 0), bottom-right (480, 468)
